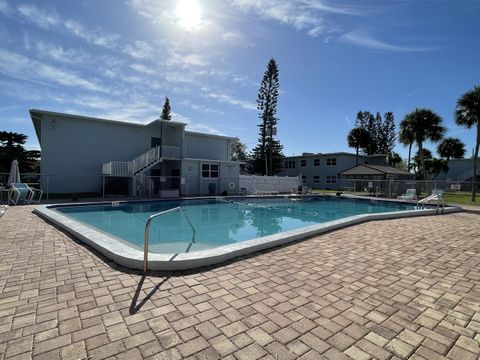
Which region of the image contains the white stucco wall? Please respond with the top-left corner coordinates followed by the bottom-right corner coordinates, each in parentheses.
top-left (38, 114), bottom-right (171, 193)
top-left (184, 132), bottom-right (231, 161)
top-left (32, 110), bottom-right (240, 195)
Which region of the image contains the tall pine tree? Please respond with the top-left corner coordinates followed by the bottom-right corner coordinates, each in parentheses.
top-left (250, 59), bottom-right (284, 175)
top-left (160, 97), bottom-right (171, 121)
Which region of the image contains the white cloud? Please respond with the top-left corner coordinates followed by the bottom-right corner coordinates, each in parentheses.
top-left (64, 20), bottom-right (120, 49)
top-left (186, 123), bottom-right (226, 136)
top-left (182, 54), bottom-right (207, 66)
top-left (165, 71), bottom-right (198, 84)
top-left (0, 49), bottom-right (109, 93)
top-left (339, 30), bottom-right (437, 52)
top-left (201, 87), bottom-right (256, 111)
top-left (127, 0), bottom-right (174, 23)
top-left (122, 40), bottom-right (155, 60)
top-left (299, 0), bottom-right (365, 16)
top-left (17, 3), bottom-right (60, 29)
top-left (164, 50), bottom-right (208, 67)
top-left (229, 0), bottom-right (324, 37)
top-left (129, 63), bottom-right (155, 74)
top-left (29, 40), bottom-right (91, 65)
top-left (178, 99), bottom-right (224, 114)
top-left (0, 0), bottom-right (14, 17)
top-left (221, 31), bottom-right (253, 47)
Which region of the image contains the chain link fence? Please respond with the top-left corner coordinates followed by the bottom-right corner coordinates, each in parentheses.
top-left (1, 172), bottom-right (478, 204)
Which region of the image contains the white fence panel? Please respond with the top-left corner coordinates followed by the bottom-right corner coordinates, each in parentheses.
top-left (239, 175), bottom-right (301, 194)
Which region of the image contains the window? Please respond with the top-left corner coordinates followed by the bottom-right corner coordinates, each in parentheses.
top-left (285, 160), bottom-right (295, 169)
top-left (326, 157), bottom-right (337, 166)
top-left (313, 176), bottom-right (320, 183)
top-left (302, 176), bottom-right (306, 183)
top-left (326, 175), bottom-right (337, 184)
top-left (202, 164), bottom-right (219, 178)
top-left (300, 160), bottom-right (307, 167)
top-left (314, 158), bottom-right (320, 166)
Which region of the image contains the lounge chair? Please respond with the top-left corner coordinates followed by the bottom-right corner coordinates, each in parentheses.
top-left (10, 183), bottom-right (43, 205)
top-left (397, 188), bottom-right (417, 200)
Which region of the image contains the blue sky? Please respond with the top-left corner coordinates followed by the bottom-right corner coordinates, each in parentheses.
top-left (0, 0), bottom-right (479, 159)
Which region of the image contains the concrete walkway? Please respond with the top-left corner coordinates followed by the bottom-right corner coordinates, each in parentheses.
top-left (0, 206), bottom-right (479, 359)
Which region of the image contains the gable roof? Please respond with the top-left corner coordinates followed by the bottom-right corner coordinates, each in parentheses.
top-left (339, 164), bottom-right (412, 176)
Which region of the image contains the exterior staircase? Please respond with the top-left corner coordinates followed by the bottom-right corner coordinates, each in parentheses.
top-left (102, 145), bottom-right (182, 177)
top-left (131, 146), bottom-right (162, 175)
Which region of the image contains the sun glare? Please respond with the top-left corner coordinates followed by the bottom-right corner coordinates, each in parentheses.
top-left (175, 0), bottom-right (201, 31)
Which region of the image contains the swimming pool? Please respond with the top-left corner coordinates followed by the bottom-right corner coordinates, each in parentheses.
top-left (34, 196), bottom-right (461, 270)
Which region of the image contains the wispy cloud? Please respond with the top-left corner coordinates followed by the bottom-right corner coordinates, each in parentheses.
top-left (17, 3), bottom-right (60, 29)
top-left (186, 122), bottom-right (227, 136)
top-left (129, 63), bottom-right (155, 74)
top-left (229, 0), bottom-right (364, 38)
top-left (299, 0), bottom-right (365, 16)
top-left (221, 31), bottom-right (254, 47)
top-left (122, 40), bottom-right (155, 60)
top-left (64, 20), bottom-right (120, 50)
top-left (23, 36), bottom-right (92, 65)
top-left (201, 87), bottom-right (256, 111)
top-left (339, 30), bottom-right (437, 52)
top-left (0, 0), bottom-right (14, 17)
top-left (164, 50), bottom-right (208, 67)
top-left (178, 99), bottom-right (224, 114)
top-left (0, 49), bottom-right (109, 93)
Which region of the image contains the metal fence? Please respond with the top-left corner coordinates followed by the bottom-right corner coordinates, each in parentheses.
top-left (1, 172), bottom-right (478, 203)
top-left (316, 178), bottom-right (478, 199)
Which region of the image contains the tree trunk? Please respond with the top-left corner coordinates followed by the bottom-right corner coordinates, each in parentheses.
top-left (472, 123), bottom-right (480, 202)
top-left (355, 148), bottom-right (359, 165)
top-left (418, 141), bottom-right (427, 180)
top-left (407, 143), bottom-right (412, 171)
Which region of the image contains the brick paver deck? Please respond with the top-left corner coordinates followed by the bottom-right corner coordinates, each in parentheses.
top-left (1, 206), bottom-right (479, 359)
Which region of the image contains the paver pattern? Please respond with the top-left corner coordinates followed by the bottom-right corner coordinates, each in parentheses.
top-left (0, 206), bottom-right (480, 359)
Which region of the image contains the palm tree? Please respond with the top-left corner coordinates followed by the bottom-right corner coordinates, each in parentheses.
top-left (347, 127), bottom-right (370, 165)
top-left (437, 137), bottom-right (466, 162)
top-left (0, 131), bottom-right (39, 172)
top-left (401, 108), bottom-right (446, 180)
top-left (455, 85), bottom-right (480, 202)
top-left (398, 118), bottom-right (415, 171)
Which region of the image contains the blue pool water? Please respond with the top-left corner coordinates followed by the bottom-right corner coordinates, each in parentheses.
top-left (54, 197), bottom-right (417, 254)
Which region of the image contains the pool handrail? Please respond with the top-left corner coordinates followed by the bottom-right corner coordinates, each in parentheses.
top-left (144, 206), bottom-right (196, 272)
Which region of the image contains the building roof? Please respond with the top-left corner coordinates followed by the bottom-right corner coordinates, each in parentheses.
top-left (284, 152), bottom-right (387, 159)
top-left (29, 109), bottom-right (236, 143)
top-left (185, 131), bottom-right (236, 141)
top-left (339, 164), bottom-right (412, 176)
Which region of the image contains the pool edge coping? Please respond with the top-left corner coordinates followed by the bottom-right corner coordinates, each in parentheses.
top-left (33, 198), bottom-right (463, 271)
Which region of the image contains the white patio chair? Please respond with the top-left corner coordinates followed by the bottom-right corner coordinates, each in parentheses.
top-left (397, 188), bottom-right (417, 200)
top-left (10, 183), bottom-right (43, 205)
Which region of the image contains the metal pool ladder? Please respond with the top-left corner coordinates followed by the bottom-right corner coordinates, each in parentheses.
top-left (143, 206), bottom-right (196, 272)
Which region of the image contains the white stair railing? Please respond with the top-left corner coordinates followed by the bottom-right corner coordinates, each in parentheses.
top-left (132, 147), bottom-right (161, 174)
top-left (102, 145), bottom-right (182, 176)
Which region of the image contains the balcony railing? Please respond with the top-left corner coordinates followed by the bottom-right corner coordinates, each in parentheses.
top-left (102, 161), bottom-right (132, 176)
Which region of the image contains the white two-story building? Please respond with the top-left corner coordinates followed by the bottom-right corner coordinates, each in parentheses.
top-left (30, 109), bottom-right (242, 197)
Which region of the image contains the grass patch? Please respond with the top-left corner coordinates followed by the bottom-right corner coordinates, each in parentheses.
top-left (440, 192), bottom-right (479, 206)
